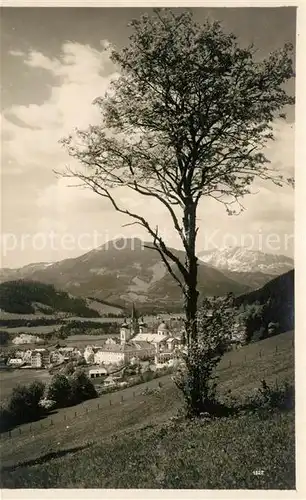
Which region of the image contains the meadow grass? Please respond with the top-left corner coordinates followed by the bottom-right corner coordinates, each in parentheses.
top-left (1, 409), bottom-right (294, 489)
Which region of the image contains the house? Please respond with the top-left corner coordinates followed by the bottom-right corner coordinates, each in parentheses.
top-left (93, 341), bottom-right (155, 366)
top-left (23, 349), bottom-right (33, 363)
top-left (93, 345), bottom-right (126, 365)
top-left (132, 341), bottom-right (155, 359)
top-left (31, 349), bottom-right (50, 368)
top-left (103, 375), bottom-right (117, 387)
top-left (166, 337), bottom-right (179, 351)
top-left (105, 337), bottom-right (119, 345)
top-left (50, 351), bottom-right (65, 365)
top-left (89, 367), bottom-right (108, 378)
top-left (12, 334), bottom-right (43, 345)
top-left (58, 347), bottom-right (75, 357)
top-left (84, 345), bottom-right (102, 363)
top-left (7, 358), bottom-right (24, 367)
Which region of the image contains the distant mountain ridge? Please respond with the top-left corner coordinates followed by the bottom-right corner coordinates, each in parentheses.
top-left (0, 240), bottom-right (293, 311)
top-left (0, 239), bottom-right (249, 311)
top-left (199, 246), bottom-right (293, 275)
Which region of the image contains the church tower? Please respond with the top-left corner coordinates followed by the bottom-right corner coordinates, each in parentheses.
top-left (120, 318), bottom-right (130, 345)
top-left (130, 303), bottom-right (139, 336)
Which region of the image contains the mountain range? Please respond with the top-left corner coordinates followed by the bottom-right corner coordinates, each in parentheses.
top-left (0, 239), bottom-right (294, 312)
top-left (199, 246), bottom-right (293, 274)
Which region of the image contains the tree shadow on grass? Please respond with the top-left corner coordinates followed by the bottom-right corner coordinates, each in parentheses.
top-left (0, 408), bottom-right (59, 434)
top-left (1, 443), bottom-right (92, 472)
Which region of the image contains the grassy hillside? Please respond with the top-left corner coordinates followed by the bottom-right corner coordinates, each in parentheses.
top-left (0, 331), bottom-right (294, 489)
top-left (0, 280), bottom-right (100, 317)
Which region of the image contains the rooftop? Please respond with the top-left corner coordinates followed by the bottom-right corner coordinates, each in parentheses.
top-left (132, 333), bottom-right (169, 343)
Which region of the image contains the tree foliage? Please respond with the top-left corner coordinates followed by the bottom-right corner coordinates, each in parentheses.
top-left (174, 294), bottom-right (238, 417)
top-left (60, 9), bottom-right (294, 348)
top-left (7, 381), bottom-right (45, 425)
top-left (47, 371), bottom-right (97, 408)
top-left (238, 301), bottom-right (267, 342)
top-left (47, 374), bottom-right (72, 408)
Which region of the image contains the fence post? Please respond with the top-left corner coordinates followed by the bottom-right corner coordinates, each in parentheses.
top-left (229, 360), bottom-right (232, 368)
top-left (75, 411), bottom-right (77, 418)
top-left (109, 399), bottom-right (112, 406)
top-left (121, 395), bottom-right (124, 403)
top-left (259, 350), bottom-right (262, 358)
top-left (97, 403), bottom-right (100, 409)
top-left (50, 419), bottom-right (53, 426)
top-left (158, 381), bottom-right (162, 388)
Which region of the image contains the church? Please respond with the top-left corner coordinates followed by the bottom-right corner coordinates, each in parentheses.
top-left (119, 305), bottom-right (182, 360)
top-left (91, 305), bottom-right (182, 366)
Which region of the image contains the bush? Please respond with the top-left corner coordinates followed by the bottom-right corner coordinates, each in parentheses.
top-left (69, 370), bottom-right (98, 405)
top-left (39, 398), bottom-right (56, 411)
top-left (0, 406), bottom-right (12, 433)
top-left (0, 331), bottom-right (10, 346)
top-left (242, 379), bottom-right (294, 416)
top-left (251, 326), bottom-right (266, 343)
top-left (7, 381), bottom-right (45, 426)
top-left (61, 362), bottom-right (75, 376)
top-left (267, 322), bottom-right (280, 336)
top-left (47, 374), bottom-right (72, 408)
top-left (174, 294), bottom-right (237, 418)
top-left (46, 371), bottom-right (98, 408)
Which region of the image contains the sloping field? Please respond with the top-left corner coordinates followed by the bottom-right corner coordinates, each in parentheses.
top-left (0, 331), bottom-right (294, 479)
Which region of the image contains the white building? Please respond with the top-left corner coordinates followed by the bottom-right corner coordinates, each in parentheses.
top-left (84, 345), bottom-right (102, 364)
top-left (31, 349), bottom-right (50, 368)
top-left (89, 367), bottom-right (108, 378)
top-left (50, 351), bottom-right (65, 365)
top-left (103, 375), bottom-right (117, 387)
top-left (8, 358), bottom-right (24, 366)
top-left (12, 334), bottom-right (43, 345)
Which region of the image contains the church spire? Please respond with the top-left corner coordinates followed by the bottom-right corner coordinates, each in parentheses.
top-left (131, 302), bottom-right (139, 335)
top-left (131, 302), bottom-right (137, 320)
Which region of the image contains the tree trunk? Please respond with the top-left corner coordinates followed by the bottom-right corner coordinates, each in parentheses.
top-left (183, 201), bottom-right (199, 347)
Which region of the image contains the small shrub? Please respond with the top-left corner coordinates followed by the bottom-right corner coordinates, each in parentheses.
top-left (39, 398), bottom-right (56, 411)
top-left (243, 379), bottom-right (294, 416)
top-left (251, 326), bottom-right (266, 343)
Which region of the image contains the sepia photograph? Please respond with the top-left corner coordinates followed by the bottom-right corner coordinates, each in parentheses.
top-left (0, 4), bottom-right (298, 492)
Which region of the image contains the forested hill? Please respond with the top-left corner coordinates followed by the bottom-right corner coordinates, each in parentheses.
top-left (235, 269), bottom-right (294, 334)
top-left (0, 280), bottom-right (101, 317)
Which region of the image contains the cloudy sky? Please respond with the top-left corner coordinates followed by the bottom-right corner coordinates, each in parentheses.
top-left (1, 7), bottom-right (295, 268)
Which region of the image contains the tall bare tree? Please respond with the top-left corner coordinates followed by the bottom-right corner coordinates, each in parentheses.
top-left (60, 9), bottom-right (294, 348)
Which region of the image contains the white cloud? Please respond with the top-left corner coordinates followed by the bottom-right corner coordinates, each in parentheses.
top-left (4, 41), bottom-right (118, 169)
top-left (2, 43), bottom-right (294, 266)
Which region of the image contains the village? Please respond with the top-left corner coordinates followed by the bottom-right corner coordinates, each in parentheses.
top-left (2, 306), bottom-right (189, 382)
top-left (2, 304), bottom-right (246, 395)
